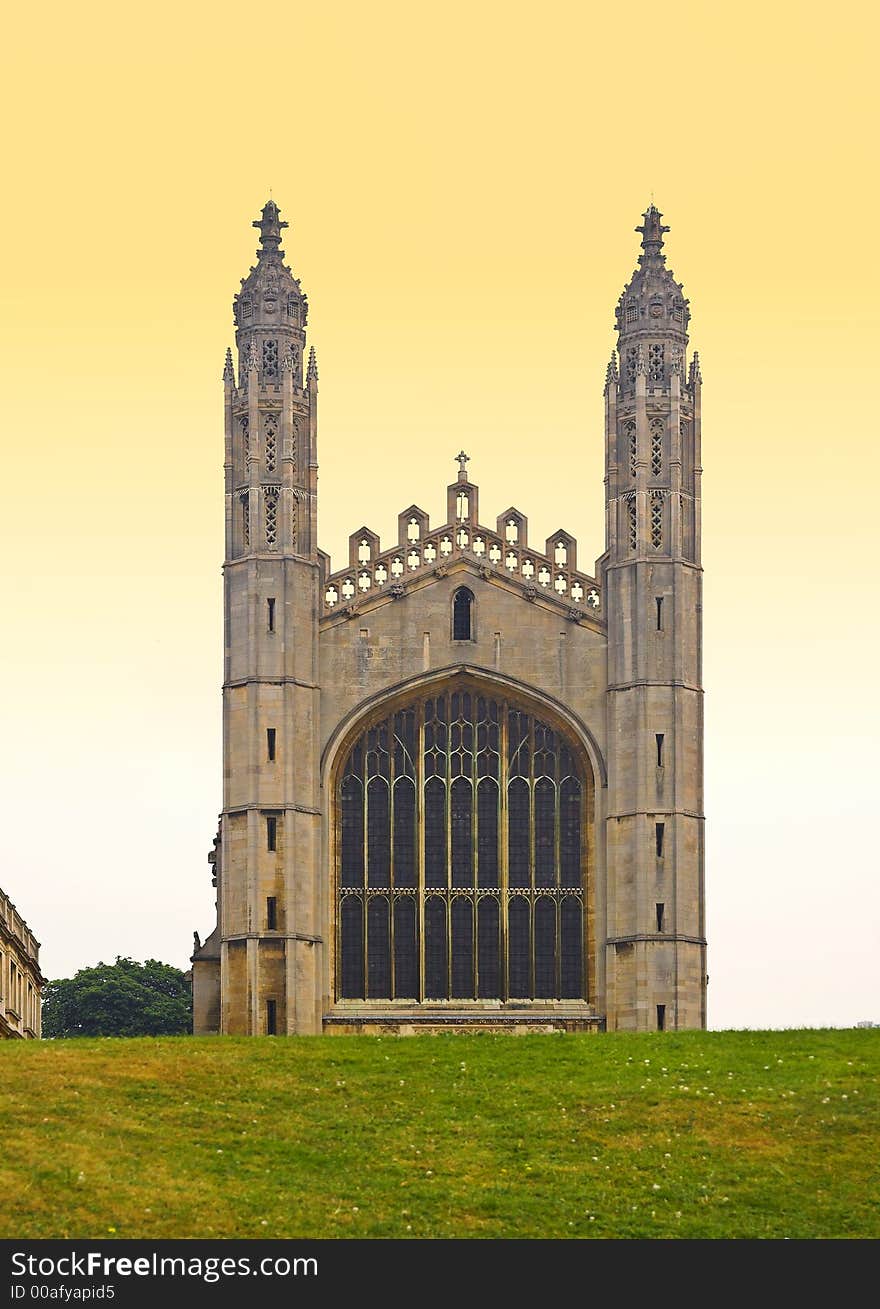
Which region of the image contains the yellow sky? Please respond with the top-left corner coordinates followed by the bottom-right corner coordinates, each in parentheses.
top-left (1, 1), bottom-right (877, 1027)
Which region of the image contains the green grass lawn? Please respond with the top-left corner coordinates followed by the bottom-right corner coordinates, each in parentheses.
top-left (1, 1029), bottom-right (877, 1239)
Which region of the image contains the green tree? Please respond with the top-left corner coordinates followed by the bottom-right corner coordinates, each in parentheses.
top-left (41, 957), bottom-right (192, 1038)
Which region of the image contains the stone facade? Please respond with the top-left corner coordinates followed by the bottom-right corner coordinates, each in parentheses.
top-left (192, 202), bottom-right (707, 1035)
top-left (0, 887), bottom-right (43, 1039)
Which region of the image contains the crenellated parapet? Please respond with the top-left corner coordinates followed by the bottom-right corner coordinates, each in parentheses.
top-left (320, 459), bottom-right (602, 623)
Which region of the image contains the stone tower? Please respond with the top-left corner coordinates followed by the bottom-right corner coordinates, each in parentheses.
top-left (602, 205), bottom-right (706, 1030)
top-left (192, 202), bottom-right (707, 1035)
top-left (192, 201), bottom-right (322, 1035)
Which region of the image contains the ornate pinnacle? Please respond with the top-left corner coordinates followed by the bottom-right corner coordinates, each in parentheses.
top-left (307, 345), bottom-right (318, 382)
top-left (223, 347), bottom-right (235, 384)
top-left (689, 351), bottom-right (702, 386)
top-left (605, 351), bottom-right (618, 386)
top-left (636, 203), bottom-right (669, 259)
top-left (635, 342), bottom-right (646, 376)
top-left (253, 199), bottom-right (288, 258)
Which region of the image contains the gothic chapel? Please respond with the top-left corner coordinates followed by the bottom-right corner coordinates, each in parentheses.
top-left (191, 201), bottom-right (706, 1035)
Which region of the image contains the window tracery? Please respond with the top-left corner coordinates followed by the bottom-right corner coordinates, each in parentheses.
top-left (337, 690), bottom-right (588, 1003)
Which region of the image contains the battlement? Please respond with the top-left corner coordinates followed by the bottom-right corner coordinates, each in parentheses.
top-left (320, 463), bottom-right (601, 621)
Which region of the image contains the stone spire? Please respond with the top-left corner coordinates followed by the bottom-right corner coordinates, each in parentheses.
top-left (232, 201), bottom-right (308, 381)
top-left (614, 204), bottom-right (690, 389)
top-left (223, 347), bottom-right (235, 383)
top-left (307, 344), bottom-right (318, 382)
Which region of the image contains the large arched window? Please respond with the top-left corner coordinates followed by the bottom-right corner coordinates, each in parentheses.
top-left (335, 685), bottom-right (590, 1003)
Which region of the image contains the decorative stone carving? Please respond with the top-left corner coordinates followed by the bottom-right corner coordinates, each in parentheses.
top-left (389, 582), bottom-right (406, 599)
top-left (524, 584), bottom-right (538, 602)
top-left (567, 608), bottom-right (584, 623)
top-left (434, 564), bottom-right (449, 578)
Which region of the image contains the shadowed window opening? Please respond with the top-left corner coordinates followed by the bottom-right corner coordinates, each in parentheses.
top-left (267, 728), bottom-right (276, 761)
top-left (266, 816), bottom-right (277, 852)
top-left (657, 1003), bottom-right (666, 1032)
top-left (656, 596), bottom-right (664, 630)
top-left (336, 688), bottom-right (589, 1003)
top-left (656, 902), bottom-right (664, 932)
top-left (453, 588), bottom-right (474, 641)
top-left (656, 733), bottom-right (665, 768)
top-left (266, 999), bottom-right (277, 1035)
top-left (267, 598), bottom-right (276, 632)
top-left (267, 896), bottom-right (277, 930)
top-left (655, 821), bottom-right (665, 857)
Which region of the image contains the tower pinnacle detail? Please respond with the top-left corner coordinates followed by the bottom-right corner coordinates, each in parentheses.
top-left (635, 204), bottom-right (670, 260)
top-left (253, 198), bottom-right (288, 257)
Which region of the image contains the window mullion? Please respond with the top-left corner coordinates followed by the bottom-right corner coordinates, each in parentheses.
top-left (418, 703), bottom-right (426, 1003)
top-left (529, 714), bottom-right (536, 999)
top-left (555, 749), bottom-right (562, 1001)
top-left (471, 713), bottom-right (478, 999)
top-left (445, 699), bottom-right (452, 999)
top-left (500, 701), bottom-right (509, 1001)
top-left (361, 751), bottom-right (368, 1000)
top-left (389, 716), bottom-right (396, 1001)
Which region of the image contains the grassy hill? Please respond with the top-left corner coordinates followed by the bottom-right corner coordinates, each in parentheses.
top-left (1, 1028), bottom-right (877, 1239)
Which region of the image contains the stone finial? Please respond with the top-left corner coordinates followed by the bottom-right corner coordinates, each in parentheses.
top-left (307, 345), bottom-right (318, 382)
top-left (223, 347), bottom-right (235, 384)
top-left (253, 199), bottom-right (288, 258)
top-left (605, 351), bottom-right (619, 386)
top-left (689, 351), bottom-right (702, 386)
top-left (636, 203), bottom-right (670, 258)
top-left (635, 342), bottom-right (646, 376)
top-left (456, 450), bottom-right (470, 482)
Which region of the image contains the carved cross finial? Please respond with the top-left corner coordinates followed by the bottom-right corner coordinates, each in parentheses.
top-left (253, 198), bottom-right (288, 258)
top-left (636, 203), bottom-right (669, 257)
top-left (456, 450), bottom-right (470, 482)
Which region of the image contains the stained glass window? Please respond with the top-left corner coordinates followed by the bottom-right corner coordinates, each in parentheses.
top-left (337, 686), bottom-right (588, 1001)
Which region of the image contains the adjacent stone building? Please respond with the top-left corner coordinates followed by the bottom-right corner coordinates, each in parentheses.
top-left (0, 887), bottom-right (43, 1039)
top-left (192, 201), bottom-right (707, 1035)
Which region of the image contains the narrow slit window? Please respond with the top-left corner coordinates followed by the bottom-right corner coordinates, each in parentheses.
top-left (656, 596), bottom-right (664, 630)
top-left (267, 896), bottom-right (277, 930)
top-left (266, 999), bottom-right (277, 1036)
top-left (655, 733), bottom-right (665, 768)
top-left (453, 587), bottom-right (474, 641)
top-left (655, 821), bottom-right (665, 857)
top-left (267, 728), bottom-right (276, 761)
top-left (656, 902), bottom-right (665, 932)
top-left (657, 1003), bottom-right (666, 1032)
top-left (267, 597), bottom-right (276, 632)
top-left (266, 816), bottom-right (277, 852)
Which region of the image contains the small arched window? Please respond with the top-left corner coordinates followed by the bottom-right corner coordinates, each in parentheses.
top-left (453, 587), bottom-right (474, 641)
